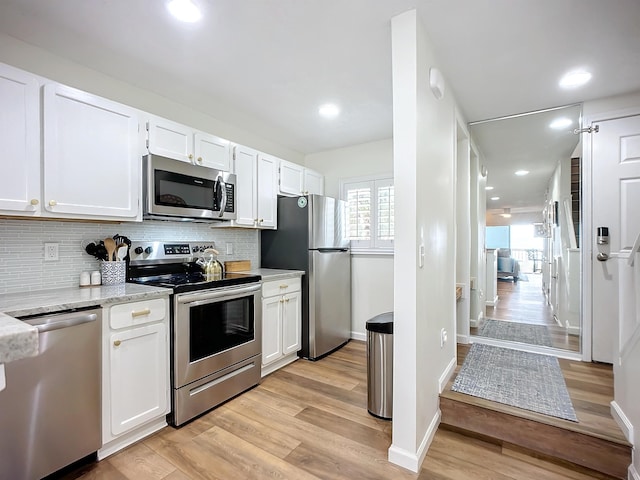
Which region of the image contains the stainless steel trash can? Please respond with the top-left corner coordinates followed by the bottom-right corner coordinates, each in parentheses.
top-left (366, 312), bottom-right (393, 419)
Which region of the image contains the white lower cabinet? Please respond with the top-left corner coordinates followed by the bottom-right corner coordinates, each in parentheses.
top-left (261, 277), bottom-right (302, 377)
top-left (99, 296), bottom-right (170, 459)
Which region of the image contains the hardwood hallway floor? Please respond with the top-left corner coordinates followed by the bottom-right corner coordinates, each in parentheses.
top-left (475, 273), bottom-right (580, 351)
top-left (59, 341), bottom-right (611, 480)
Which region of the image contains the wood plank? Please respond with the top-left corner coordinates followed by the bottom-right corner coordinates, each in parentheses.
top-left (107, 442), bottom-right (176, 479)
top-left (440, 397), bottom-right (631, 479)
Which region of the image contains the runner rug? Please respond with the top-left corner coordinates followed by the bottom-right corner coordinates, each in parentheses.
top-left (451, 343), bottom-right (578, 422)
top-left (478, 319), bottom-right (553, 347)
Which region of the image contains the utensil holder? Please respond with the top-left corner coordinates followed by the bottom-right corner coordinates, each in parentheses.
top-left (100, 261), bottom-right (126, 285)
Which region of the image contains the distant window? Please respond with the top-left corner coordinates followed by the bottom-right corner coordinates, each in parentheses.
top-left (341, 175), bottom-right (394, 251)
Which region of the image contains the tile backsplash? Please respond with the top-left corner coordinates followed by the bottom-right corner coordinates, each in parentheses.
top-left (0, 219), bottom-right (259, 294)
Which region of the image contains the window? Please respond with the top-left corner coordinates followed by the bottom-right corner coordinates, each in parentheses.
top-left (341, 175), bottom-right (394, 251)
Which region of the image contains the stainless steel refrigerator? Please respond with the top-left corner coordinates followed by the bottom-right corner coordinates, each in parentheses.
top-left (261, 194), bottom-right (351, 360)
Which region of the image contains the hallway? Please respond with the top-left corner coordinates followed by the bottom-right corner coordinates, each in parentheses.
top-left (475, 273), bottom-right (580, 352)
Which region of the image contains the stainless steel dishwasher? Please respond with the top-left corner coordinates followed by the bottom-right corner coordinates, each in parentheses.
top-left (0, 308), bottom-right (102, 480)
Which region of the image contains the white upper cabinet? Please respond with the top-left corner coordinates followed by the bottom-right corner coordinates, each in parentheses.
top-left (43, 84), bottom-right (141, 221)
top-left (147, 117), bottom-right (192, 163)
top-left (256, 153), bottom-right (278, 228)
top-left (304, 168), bottom-right (325, 195)
top-left (231, 145), bottom-right (277, 229)
top-left (279, 159), bottom-right (305, 196)
top-left (194, 132), bottom-right (231, 171)
top-left (147, 116), bottom-right (231, 171)
top-left (279, 159), bottom-right (324, 196)
top-left (0, 64), bottom-right (41, 216)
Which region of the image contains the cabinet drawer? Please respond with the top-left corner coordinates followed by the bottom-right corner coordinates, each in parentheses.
top-left (109, 297), bottom-right (168, 329)
top-left (262, 277), bottom-right (301, 298)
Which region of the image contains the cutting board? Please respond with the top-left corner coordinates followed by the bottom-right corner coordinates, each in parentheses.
top-left (224, 260), bottom-right (251, 272)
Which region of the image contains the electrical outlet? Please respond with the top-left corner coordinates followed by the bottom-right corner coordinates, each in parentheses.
top-left (44, 242), bottom-right (59, 261)
top-left (226, 243), bottom-right (233, 255)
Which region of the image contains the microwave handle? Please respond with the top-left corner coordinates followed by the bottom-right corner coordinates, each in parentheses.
top-left (216, 174), bottom-right (226, 218)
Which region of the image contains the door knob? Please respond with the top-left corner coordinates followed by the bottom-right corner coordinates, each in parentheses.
top-left (597, 252), bottom-right (609, 261)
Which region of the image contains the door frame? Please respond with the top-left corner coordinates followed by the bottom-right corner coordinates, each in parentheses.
top-left (582, 104), bottom-right (640, 362)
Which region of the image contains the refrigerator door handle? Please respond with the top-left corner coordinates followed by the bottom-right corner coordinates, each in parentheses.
top-left (317, 248), bottom-right (349, 252)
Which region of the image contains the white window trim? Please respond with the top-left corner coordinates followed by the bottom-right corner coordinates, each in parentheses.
top-left (340, 173), bottom-right (394, 254)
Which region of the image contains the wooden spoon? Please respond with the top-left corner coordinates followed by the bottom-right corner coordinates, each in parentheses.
top-left (104, 237), bottom-right (116, 262)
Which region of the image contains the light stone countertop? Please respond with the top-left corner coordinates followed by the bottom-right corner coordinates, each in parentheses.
top-left (0, 283), bottom-right (171, 365)
top-left (246, 268), bottom-right (304, 281)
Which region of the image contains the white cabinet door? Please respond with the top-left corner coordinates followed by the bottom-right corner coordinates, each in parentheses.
top-left (194, 132), bottom-right (231, 171)
top-left (43, 84), bottom-right (140, 220)
top-left (108, 322), bottom-right (168, 436)
top-left (262, 295), bottom-right (283, 366)
top-left (233, 145), bottom-right (258, 227)
top-left (279, 159), bottom-right (305, 196)
top-left (257, 153), bottom-right (278, 229)
top-left (304, 169), bottom-right (325, 195)
top-left (147, 116), bottom-right (192, 163)
top-left (0, 64), bottom-right (40, 216)
top-left (282, 291), bottom-right (302, 355)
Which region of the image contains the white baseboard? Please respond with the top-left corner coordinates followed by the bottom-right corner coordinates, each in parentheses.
top-left (629, 464), bottom-right (640, 480)
top-left (456, 334), bottom-right (470, 344)
top-left (439, 356), bottom-right (457, 393)
top-left (485, 296), bottom-right (499, 307)
top-left (388, 410), bottom-right (440, 472)
top-left (261, 354), bottom-right (298, 377)
top-left (351, 331), bottom-right (366, 342)
top-left (611, 401), bottom-right (634, 443)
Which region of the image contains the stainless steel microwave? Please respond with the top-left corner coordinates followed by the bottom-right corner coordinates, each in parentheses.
top-left (143, 154), bottom-right (237, 222)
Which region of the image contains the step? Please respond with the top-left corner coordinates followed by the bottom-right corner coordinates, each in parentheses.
top-left (440, 391), bottom-right (632, 479)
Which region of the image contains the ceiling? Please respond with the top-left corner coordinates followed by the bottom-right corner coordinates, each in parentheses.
top-left (0, 0), bottom-right (639, 209)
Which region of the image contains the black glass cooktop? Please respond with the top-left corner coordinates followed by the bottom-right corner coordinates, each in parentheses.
top-left (129, 270), bottom-right (261, 294)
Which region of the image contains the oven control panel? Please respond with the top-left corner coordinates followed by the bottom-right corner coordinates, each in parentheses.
top-left (129, 241), bottom-right (217, 263)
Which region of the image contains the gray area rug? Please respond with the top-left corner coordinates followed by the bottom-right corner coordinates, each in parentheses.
top-left (478, 319), bottom-right (552, 347)
top-left (451, 344), bottom-right (578, 422)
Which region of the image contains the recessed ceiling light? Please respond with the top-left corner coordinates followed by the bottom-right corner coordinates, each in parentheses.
top-left (549, 117), bottom-right (572, 129)
top-left (559, 70), bottom-right (592, 89)
top-left (318, 103), bottom-right (340, 119)
top-left (490, 196), bottom-right (500, 201)
top-left (167, 0), bottom-right (202, 23)
top-left (515, 170), bottom-right (529, 176)
top-left (485, 186), bottom-right (494, 191)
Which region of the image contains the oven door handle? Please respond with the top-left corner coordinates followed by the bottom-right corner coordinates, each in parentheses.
top-left (176, 283), bottom-right (261, 305)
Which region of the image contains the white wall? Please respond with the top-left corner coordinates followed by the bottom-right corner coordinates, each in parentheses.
top-left (304, 139), bottom-right (394, 339)
top-left (0, 32), bottom-right (304, 164)
top-left (305, 138), bottom-right (393, 198)
top-left (389, 9), bottom-right (458, 472)
top-left (583, 91), bottom-right (640, 477)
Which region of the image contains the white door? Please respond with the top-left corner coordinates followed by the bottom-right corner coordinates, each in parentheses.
top-left (233, 145), bottom-right (258, 227)
top-left (279, 159), bottom-right (304, 196)
top-left (304, 169), bottom-right (325, 195)
top-left (147, 116), bottom-right (192, 163)
top-left (43, 84), bottom-right (140, 220)
top-left (0, 64), bottom-right (40, 216)
top-left (282, 291), bottom-right (302, 355)
top-left (257, 153), bottom-right (278, 228)
top-left (262, 295), bottom-right (283, 365)
top-left (194, 132), bottom-right (231, 171)
top-left (109, 323), bottom-right (168, 436)
top-left (591, 114), bottom-right (640, 363)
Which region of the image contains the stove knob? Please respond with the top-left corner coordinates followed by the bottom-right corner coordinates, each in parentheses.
top-left (144, 246), bottom-right (153, 254)
top-left (134, 246), bottom-right (144, 255)
top-left (192, 246), bottom-right (200, 253)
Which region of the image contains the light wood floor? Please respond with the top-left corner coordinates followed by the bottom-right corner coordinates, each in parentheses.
top-left (61, 341), bottom-right (613, 480)
top-left (474, 274), bottom-right (580, 351)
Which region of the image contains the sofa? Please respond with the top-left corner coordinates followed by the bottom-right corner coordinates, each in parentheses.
top-left (497, 248), bottom-right (520, 282)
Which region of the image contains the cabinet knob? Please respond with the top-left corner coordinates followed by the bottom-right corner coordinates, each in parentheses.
top-left (259, 218), bottom-right (264, 223)
top-left (49, 200), bottom-right (57, 207)
top-left (197, 156), bottom-right (203, 163)
top-left (188, 154), bottom-right (193, 160)
top-left (285, 298), bottom-right (290, 302)
top-left (279, 284), bottom-right (288, 289)
top-left (113, 340), bottom-right (121, 347)
top-left (30, 199), bottom-right (39, 206)
top-left (279, 299), bottom-right (284, 303)
top-left (131, 308), bottom-right (151, 318)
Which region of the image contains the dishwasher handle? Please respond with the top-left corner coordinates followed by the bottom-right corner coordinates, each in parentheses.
top-left (24, 311), bottom-right (99, 334)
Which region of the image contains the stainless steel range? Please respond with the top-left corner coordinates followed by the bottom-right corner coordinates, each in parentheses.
top-left (128, 241), bottom-right (262, 426)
